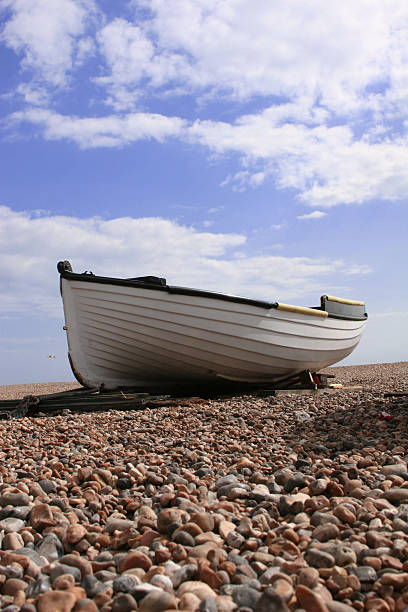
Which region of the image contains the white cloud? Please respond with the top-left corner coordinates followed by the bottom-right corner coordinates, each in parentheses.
top-left (94, 18), bottom-right (154, 110)
top-left (0, 205), bottom-right (370, 318)
top-left (297, 210), bottom-right (327, 220)
top-left (370, 311), bottom-right (408, 318)
top-left (3, 1), bottom-right (408, 207)
top-left (8, 108), bottom-right (186, 148)
top-left (190, 114), bottom-right (408, 207)
top-left (127, 0), bottom-right (398, 110)
top-left (4, 1), bottom-right (407, 117)
top-left (1, 0), bottom-right (97, 97)
top-left (10, 105), bottom-right (408, 207)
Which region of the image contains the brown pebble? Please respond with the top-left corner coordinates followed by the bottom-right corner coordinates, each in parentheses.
top-left (53, 574), bottom-right (76, 590)
top-left (219, 520), bottom-right (236, 539)
top-left (313, 523), bottom-right (340, 542)
top-left (178, 580), bottom-right (217, 601)
top-left (179, 592), bottom-right (201, 610)
top-left (118, 550), bottom-right (152, 572)
top-left (157, 508), bottom-right (182, 533)
top-left (66, 524), bottom-right (87, 545)
top-left (380, 572), bottom-right (408, 589)
top-left (28, 504), bottom-right (56, 530)
top-left (333, 505), bottom-right (356, 524)
top-left (298, 567), bottom-right (320, 588)
top-left (73, 599), bottom-right (98, 611)
top-left (139, 590), bottom-right (178, 611)
top-left (215, 595), bottom-right (237, 611)
top-left (3, 531), bottom-right (25, 550)
top-left (190, 512), bottom-right (215, 532)
top-left (37, 590), bottom-right (77, 612)
top-left (272, 577), bottom-right (294, 601)
top-left (364, 598), bottom-right (390, 611)
top-left (2, 577), bottom-right (28, 596)
top-left (326, 602), bottom-right (357, 612)
top-left (296, 585), bottom-right (329, 612)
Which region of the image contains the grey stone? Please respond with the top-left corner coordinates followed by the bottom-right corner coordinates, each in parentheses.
top-left (0, 565), bottom-right (24, 579)
top-left (226, 530), bottom-right (245, 548)
top-left (251, 484), bottom-right (271, 501)
top-left (25, 576), bottom-right (51, 598)
top-left (259, 567), bottom-right (282, 585)
top-left (111, 593), bottom-right (138, 612)
top-left (351, 565), bottom-right (377, 582)
top-left (127, 583), bottom-right (162, 602)
top-left (39, 479), bottom-right (57, 494)
top-left (255, 587), bottom-right (289, 612)
top-left (150, 574), bottom-right (173, 591)
top-left (0, 492), bottom-right (30, 507)
top-left (50, 563), bottom-right (82, 583)
top-left (227, 486), bottom-right (249, 500)
top-left (230, 585), bottom-right (261, 609)
top-left (334, 545), bottom-right (357, 566)
top-left (284, 472), bottom-right (307, 493)
top-left (104, 518), bottom-right (134, 533)
top-left (228, 553), bottom-right (252, 567)
top-left (117, 477), bottom-right (132, 490)
top-left (94, 570), bottom-right (117, 582)
top-left (294, 410), bottom-right (312, 423)
top-left (0, 506), bottom-right (31, 520)
top-left (199, 596), bottom-right (218, 612)
top-left (305, 548), bottom-right (335, 568)
top-left (214, 475), bottom-right (239, 490)
top-left (14, 547), bottom-right (47, 567)
top-left (310, 511), bottom-right (340, 526)
top-left (164, 561), bottom-right (197, 587)
top-left (381, 463), bottom-right (407, 477)
top-left (384, 488), bottom-right (408, 505)
top-left (36, 533), bottom-right (64, 562)
top-left (195, 467), bottom-right (213, 477)
top-left (173, 529), bottom-right (195, 546)
top-left (217, 483), bottom-right (249, 498)
top-left (0, 517), bottom-right (25, 533)
top-left (309, 479), bottom-right (329, 495)
top-left (83, 575), bottom-right (110, 598)
top-left (113, 574), bottom-right (143, 595)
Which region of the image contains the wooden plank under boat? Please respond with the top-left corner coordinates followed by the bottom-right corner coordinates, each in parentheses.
top-left (58, 261), bottom-right (367, 390)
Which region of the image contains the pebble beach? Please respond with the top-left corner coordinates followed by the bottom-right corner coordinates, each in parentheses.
top-left (0, 362), bottom-right (407, 612)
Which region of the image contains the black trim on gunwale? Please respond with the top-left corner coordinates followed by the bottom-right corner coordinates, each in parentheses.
top-left (57, 261), bottom-right (367, 321)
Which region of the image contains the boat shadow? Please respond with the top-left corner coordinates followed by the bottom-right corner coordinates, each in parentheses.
top-left (286, 391), bottom-right (408, 458)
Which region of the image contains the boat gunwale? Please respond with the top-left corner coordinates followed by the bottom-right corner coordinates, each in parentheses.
top-left (58, 265), bottom-right (368, 322)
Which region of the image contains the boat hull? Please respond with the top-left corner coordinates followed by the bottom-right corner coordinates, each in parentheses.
top-left (60, 276), bottom-right (367, 389)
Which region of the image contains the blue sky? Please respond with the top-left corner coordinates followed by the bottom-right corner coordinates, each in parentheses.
top-left (1, 0), bottom-right (407, 384)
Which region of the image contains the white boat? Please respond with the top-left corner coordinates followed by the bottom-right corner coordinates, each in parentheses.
top-left (58, 261), bottom-right (367, 390)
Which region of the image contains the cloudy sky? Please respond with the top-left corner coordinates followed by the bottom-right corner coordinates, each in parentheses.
top-left (1, 0), bottom-right (407, 384)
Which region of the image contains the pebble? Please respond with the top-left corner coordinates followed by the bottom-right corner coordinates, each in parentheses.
top-left (0, 518), bottom-right (25, 532)
top-left (227, 585), bottom-right (260, 609)
top-left (36, 590), bottom-right (77, 612)
top-left (255, 587), bottom-right (289, 611)
top-left (383, 488), bottom-right (408, 504)
top-left (36, 533), bottom-right (64, 562)
top-left (139, 590), bottom-right (178, 611)
top-left (296, 585), bottom-right (329, 612)
top-left (306, 548), bottom-right (335, 568)
top-left (0, 362), bottom-right (406, 610)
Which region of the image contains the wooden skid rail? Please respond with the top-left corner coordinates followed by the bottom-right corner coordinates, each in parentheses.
top-left (0, 369), bottom-right (344, 419)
